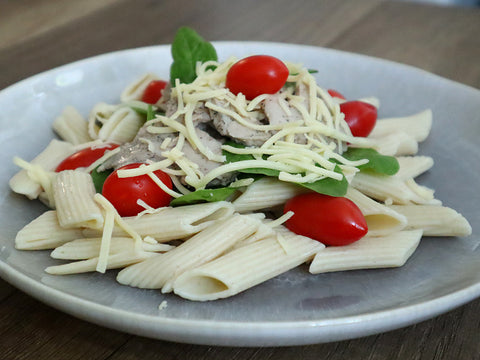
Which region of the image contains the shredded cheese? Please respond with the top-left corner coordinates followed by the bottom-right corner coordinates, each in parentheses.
top-left (112, 57), bottom-right (375, 192)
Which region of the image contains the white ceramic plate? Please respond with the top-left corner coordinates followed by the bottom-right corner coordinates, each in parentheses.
top-left (0, 42), bottom-right (479, 347)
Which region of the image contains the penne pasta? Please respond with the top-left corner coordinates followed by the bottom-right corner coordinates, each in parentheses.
top-left (369, 109), bottom-right (432, 142)
top-left (51, 237), bottom-right (173, 260)
top-left (351, 172), bottom-right (440, 205)
top-left (309, 230), bottom-right (423, 274)
top-left (53, 170), bottom-right (104, 229)
top-left (45, 251), bottom-right (158, 275)
top-left (345, 187), bottom-right (407, 236)
top-left (97, 107), bottom-right (144, 143)
top-left (371, 132), bottom-right (418, 156)
top-left (232, 177), bottom-right (306, 213)
top-left (173, 226), bottom-right (323, 301)
top-left (9, 139), bottom-right (75, 200)
top-left (389, 205), bottom-right (472, 237)
top-left (395, 156), bottom-right (434, 180)
top-left (87, 102), bottom-right (119, 139)
top-left (120, 73), bottom-right (160, 102)
top-left (15, 211), bottom-right (84, 250)
top-left (116, 213), bottom-right (262, 290)
top-left (83, 201), bottom-right (235, 241)
top-left (52, 106), bottom-right (92, 145)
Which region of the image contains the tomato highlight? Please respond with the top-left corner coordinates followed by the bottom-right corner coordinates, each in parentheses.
top-left (102, 163), bottom-right (172, 217)
top-left (55, 144), bottom-right (119, 172)
top-left (284, 192), bottom-right (368, 246)
top-left (340, 100), bottom-right (377, 138)
top-left (226, 55), bottom-right (289, 100)
top-left (141, 80), bottom-right (168, 104)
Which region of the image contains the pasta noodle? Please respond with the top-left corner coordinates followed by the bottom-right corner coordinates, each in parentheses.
top-left (15, 211), bottom-right (84, 250)
top-left (389, 205), bottom-right (472, 237)
top-left (53, 170), bottom-right (104, 229)
top-left (116, 213), bottom-right (262, 290)
top-left (309, 230), bottom-right (423, 274)
top-left (82, 201), bottom-right (235, 241)
top-left (173, 226), bottom-right (323, 301)
top-left (9, 139), bottom-right (75, 200)
top-left (53, 106), bottom-right (92, 145)
top-left (345, 187), bottom-right (407, 236)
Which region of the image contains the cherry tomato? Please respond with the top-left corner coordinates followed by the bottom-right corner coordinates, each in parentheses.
top-left (141, 80), bottom-right (168, 104)
top-left (226, 55), bottom-right (289, 100)
top-left (102, 163), bottom-right (172, 217)
top-left (340, 100), bottom-right (377, 137)
top-left (327, 89), bottom-right (346, 100)
top-left (284, 192), bottom-right (368, 246)
top-left (55, 144), bottom-right (119, 172)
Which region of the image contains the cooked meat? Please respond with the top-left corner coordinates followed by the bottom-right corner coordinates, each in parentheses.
top-left (99, 116), bottom-right (233, 187)
top-left (102, 82), bottom-right (315, 187)
top-left (208, 98), bottom-right (271, 147)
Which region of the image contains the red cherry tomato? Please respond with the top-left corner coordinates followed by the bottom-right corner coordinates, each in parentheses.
top-left (102, 163), bottom-right (172, 217)
top-left (327, 89), bottom-right (346, 100)
top-left (55, 144), bottom-right (119, 172)
top-left (284, 192), bottom-right (368, 246)
top-left (226, 55), bottom-right (289, 100)
top-left (340, 100), bottom-right (377, 138)
top-left (141, 80), bottom-right (168, 104)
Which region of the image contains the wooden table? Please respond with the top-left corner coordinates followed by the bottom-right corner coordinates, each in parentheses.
top-left (1, 0), bottom-right (479, 358)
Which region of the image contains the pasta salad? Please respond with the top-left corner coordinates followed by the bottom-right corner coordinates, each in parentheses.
top-left (9, 27), bottom-right (471, 302)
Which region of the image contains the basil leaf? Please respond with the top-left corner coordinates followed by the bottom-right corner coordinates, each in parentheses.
top-left (223, 141), bottom-right (347, 196)
top-left (343, 148), bottom-right (399, 175)
top-left (170, 187), bottom-right (237, 206)
top-left (170, 27), bottom-right (217, 86)
top-left (90, 166), bottom-right (112, 193)
top-left (130, 106), bottom-right (164, 119)
top-left (146, 104), bottom-right (155, 121)
top-left (223, 141), bottom-right (280, 176)
top-left (298, 165), bottom-right (348, 197)
top-left (223, 141), bottom-right (253, 163)
top-left (238, 167), bottom-right (280, 177)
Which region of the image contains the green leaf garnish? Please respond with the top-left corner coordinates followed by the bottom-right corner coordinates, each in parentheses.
top-left (222, 141), bottom-right (347, 196)
top-left (170, 187), bottom-right (237, 206)
top-left (170, 27), bottom-right (218, 86)
top-left (297, 165), bottom-right (348, 197)
top-left (90, 166), bottom-right (112, 193)
top-left (343, 148), bottom-right (399, 175)
top-left (130, 106), bottom-right (164, 119)
top-left (146, 104), bottom-right (155, 121)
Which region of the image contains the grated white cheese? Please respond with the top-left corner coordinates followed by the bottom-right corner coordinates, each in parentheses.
top-left (110, 57), bottom-right (375, 192)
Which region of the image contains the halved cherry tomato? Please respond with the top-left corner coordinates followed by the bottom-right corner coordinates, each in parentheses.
top-left (226, 55), bottom-right (289, 100)
top-left (340, 100), bottom-right (377, 137)
top-left (327, 89), bottom-right (345, 100)
top-left (284, 192), bottom-right (368, 246)
top-left (55, 144), bottom-right (119, 172)
top-left (141, 80), bottom-right (168, 104)
top-left (102, 163), bottom-right (172, 217)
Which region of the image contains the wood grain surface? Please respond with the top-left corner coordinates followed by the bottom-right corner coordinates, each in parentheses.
top-left (1, 0), bottom-right (479, 359)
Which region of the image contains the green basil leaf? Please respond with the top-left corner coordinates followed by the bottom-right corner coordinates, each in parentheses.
top-left (170, 187), bottom-right (237, 206)
top-left (170, 27), bottom-right (217, 86)
top-left (90, 166), bottom-right (112, 193)
top-left (298, 165), bottom-right (348, 197)
top-left (130, 106), bottom-right (165, 119)
top-left (223, 141), bottom-right (280, 176)
top-left (146, 104), bottom-right (155, 121)
top-left (238, 167), bottom-right (280, 177)
top-left (343, 147), bottom-right (399, 175)
top-left (223, 141), bottom-right (347, 195)
top-left (223, 141), bottom-right (253, 163)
